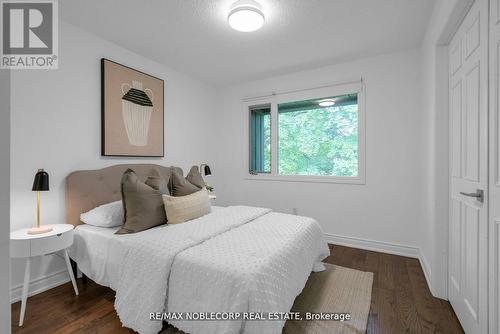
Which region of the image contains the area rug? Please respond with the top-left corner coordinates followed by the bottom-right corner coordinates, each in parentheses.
top-left (160, 264), bottom-right (373, 334)
top-left (283, 263), bottom-right (373, 334)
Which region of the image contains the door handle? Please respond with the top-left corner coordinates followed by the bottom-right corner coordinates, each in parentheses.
top-left (459, 189), bottom-right (484, 203)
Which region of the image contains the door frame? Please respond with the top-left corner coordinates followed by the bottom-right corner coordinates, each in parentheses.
top-left (447, 0), bottom-right (489, 332)
top-left (427, 0), bottom-right (476, 301)
top-left (488, 0), bottom-right (500, 332)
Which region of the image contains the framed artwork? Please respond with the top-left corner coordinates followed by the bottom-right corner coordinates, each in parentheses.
top-left (101, 58), bottom-right (164, 157)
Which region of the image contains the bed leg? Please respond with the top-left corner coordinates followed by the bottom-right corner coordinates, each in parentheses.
top-left (82, 272), bottom-right (88, 284)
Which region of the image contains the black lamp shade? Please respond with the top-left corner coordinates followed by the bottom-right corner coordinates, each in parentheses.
top-left (32, 169), bottom-right (49, 191)
top-left (203, 165), bottom-right (212, 176)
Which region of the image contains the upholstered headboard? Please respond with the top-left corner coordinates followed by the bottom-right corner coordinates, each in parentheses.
top-left (65, 164), bottom-right (182, 227)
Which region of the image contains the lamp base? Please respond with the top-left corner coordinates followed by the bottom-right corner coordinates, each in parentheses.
top-left (27, 225), bottom-right (53, 235)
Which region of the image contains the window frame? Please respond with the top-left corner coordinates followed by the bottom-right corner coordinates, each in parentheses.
top-left (248, 104), bottom-right (272, 174)
top-left (243, 81), bottom-right (366, 184)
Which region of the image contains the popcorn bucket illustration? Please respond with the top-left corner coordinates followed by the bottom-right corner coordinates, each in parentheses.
top-left (121, 80), bottom-right (154, 146)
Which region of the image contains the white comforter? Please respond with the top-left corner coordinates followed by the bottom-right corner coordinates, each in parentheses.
top-left (113, 206), bottom-right (329, 334)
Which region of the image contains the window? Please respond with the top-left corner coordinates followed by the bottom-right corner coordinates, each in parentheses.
top-left (278, 94), bottom-right (358, 177)
top-left (249, 105), bottom-right (271, 173)
top-left (246, 82), bottom-right (364, 183)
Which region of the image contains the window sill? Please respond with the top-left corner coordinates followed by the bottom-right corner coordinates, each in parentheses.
top-left (243, 174), bottom-right (365, 185)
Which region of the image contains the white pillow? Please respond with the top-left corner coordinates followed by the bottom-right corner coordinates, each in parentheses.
top-left (80, 200), bottom-right (124, 227)
top-left (162, 188), bottom-right (211, 224)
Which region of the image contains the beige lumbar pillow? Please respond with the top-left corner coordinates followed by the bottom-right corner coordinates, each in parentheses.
top-left (163, 188), bottom-right (211, 224)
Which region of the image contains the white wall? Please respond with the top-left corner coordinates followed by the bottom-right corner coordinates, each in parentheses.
top-left (1, 68), bottom-right (11, 331)
top-left (9, 20), bottom-right (218, 299)
top-left (215, 49), bottom-right (425, 252)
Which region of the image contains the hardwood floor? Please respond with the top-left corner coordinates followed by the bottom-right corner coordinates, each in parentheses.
top-left (11, 245), bottom-right (464, 334)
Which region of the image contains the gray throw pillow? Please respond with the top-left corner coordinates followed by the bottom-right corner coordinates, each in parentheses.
top-left (145, 168), bottom-right (170, 195)
top-left (116, 169), bottom-right (168, 234)
top-left (186, 166), bottom-right (205, 188)
top-left (170, 168), bottom-right (201, 196)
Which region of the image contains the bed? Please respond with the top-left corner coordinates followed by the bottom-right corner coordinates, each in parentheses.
top-left (66, 164), bottom-right (330, 334)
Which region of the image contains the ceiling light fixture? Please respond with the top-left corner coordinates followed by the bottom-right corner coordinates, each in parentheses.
top-left (318, 99), bottom-right (336, 107)
top-left (228, 0), bottom-right (265, 32)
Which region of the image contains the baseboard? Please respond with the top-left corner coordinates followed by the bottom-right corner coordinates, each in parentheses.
top-left (418, 249), bottom-right (434, 296)
top-left (325, 232), bottom-right (436, 297)
top-left (324, 232), bottom-right (420, 258)
top-left (10, 269), bottom-right (70, 304)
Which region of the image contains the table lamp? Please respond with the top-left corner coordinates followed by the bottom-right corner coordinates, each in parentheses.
top-left (200, 164), bottom-right (212, 177)
top-left (199, 164), bottom-right (213, 193)
top-left (28, 169), bottom-right (52, 235)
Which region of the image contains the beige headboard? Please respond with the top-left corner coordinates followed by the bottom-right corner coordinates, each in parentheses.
top-left (65, 164), bottom-right (183, 227)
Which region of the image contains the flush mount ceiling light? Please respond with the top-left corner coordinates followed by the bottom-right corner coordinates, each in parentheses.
top-left (228, 0), bottom-right (265, 32)
top-left (318, 99), bottom-right (336, 107)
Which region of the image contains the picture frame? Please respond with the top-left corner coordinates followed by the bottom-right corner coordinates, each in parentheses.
top-left (101, 58), bottom-right (164, 157)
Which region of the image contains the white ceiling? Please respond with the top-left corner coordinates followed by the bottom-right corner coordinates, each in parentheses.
top-left (60, 0), bottom-right (435, 86)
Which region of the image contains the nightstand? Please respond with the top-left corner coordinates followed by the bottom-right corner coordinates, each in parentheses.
top-left (10, 224), bottom-right (79, 326)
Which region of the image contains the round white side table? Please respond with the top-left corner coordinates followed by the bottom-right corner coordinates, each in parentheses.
top-left (10, 224), bottom-right (79, 326)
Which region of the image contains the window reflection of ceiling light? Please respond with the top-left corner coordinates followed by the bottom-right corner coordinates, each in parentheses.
top-left (228, 0), bottom-right (265, 32)
top-left (318, 99), bottom-right (335, 107)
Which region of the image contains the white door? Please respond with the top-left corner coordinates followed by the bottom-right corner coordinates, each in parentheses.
top-left (489, 0), bottom-right (500, 332)
top-left (448, 0), bottom-right (489, 333)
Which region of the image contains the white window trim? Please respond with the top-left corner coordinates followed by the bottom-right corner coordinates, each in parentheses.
top-left (242, 80), bottom-right (366, 185)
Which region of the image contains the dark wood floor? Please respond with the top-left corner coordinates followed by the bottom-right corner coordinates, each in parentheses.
top-left (11, 245), bottom-right (464, 334)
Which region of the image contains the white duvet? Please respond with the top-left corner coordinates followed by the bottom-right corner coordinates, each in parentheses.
top-left (80, 206), bottom-right (330, 334)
